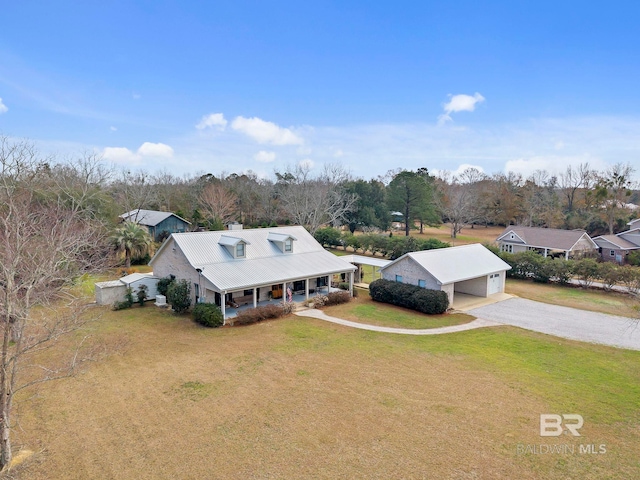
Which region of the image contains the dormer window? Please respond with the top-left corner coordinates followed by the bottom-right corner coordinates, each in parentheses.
top-left (218, 235), bottom-right (249, 258)
top-left (267, 231), bottom-right (297, 253)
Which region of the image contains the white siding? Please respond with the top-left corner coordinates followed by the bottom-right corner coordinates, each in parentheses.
top-left (455, 276), bottom-right (488, 297)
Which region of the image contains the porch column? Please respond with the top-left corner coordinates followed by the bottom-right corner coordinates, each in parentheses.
top-left (349, 271), bottom-right (354, 297)
top-left (253, 287), bottom-right (257, 308)
top-left (544, 248), bottom-right (548, 257)
top-left (305, 278), bottom-right (309, 300)
top-left (221, 291), bottom-right (226, 325)
top-left (282, 282), bottom-right (286, 304)
top-left (565, 250), bottom-right (569, 260)
top-left (328, 275), bottom-right (332, 293)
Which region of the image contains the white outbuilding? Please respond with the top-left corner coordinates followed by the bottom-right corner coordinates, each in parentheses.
top-left (379, 243), bottom-right (511, 306)
top-left (95, 272), bottom-right (160, 305)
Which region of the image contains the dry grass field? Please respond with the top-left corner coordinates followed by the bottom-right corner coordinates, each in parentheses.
top-left (9, 299), bottom-right (640, 479)
top-left (407, 224), bottom-right (504, 246)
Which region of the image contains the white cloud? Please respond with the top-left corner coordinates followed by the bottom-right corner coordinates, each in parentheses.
top-left (231, 116), bottom-right (303, 145)
top-left (438, 92), bottom-right (485, 124)
top-left (138, 142), bottom-right (174, 158)
top-left (102, 142), bottom-right (174, 164)
top-left (333, 149), bottom-right (344, 158)
top-left (298, 158), bottom-right (315, 169)
top-left (196, 112), bottom-right (227, 130)
top-left (110, 126), bottom-right (117, 131)
top-left (0, 98), bottom-right (8, 114)
top-left (132, 92), bottom-right (141, 100)
top-left (254, 150), bottom-right (276, 163)
top-left (103, 147), bottom-right (139, 164)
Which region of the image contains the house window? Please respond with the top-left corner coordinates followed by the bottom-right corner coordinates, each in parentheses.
top-left (236, 243), bottom-right (245, 257)
top-left (284, 239), bottom-right (292, 252)
top-left (610, 250), bottom-right (615, 257)
top-left (418, 279), bottom-right (426, 288)
top-left (396, 275), bottom-right (403, 283)
top-left (244, 289), bottom-right (253, 296)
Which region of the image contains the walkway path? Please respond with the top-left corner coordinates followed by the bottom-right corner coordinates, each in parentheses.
top-left (294, 309), bottom-right (500, 335)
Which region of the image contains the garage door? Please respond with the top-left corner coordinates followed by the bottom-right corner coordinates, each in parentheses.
top-left (488, 273), bottom-right (501, 295)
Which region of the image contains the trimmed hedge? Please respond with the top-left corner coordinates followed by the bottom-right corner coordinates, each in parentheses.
top-left (192, 303), bottom-right (224, 328)
top-left (229, 302), bottom-right (294, 326)
top-left (325, 291), bottom-right (351, 306)
top-left (369, 279), bottom-right (448, 314)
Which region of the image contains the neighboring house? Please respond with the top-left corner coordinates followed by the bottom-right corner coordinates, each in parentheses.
top-left (95, 272), bottom-right (160, 305)
top-left (592, 218), bottom-right (640, 264)
top-left (379, 243), bottom-right (511, 306)
top-left (149, 225), bottom-right (356, 320)
top-left (496, 226), bottom-right (597, 259)
top-left (119, 209), bottom-right (191, 241)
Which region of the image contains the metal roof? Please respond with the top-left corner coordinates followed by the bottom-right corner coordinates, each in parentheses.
top-left (150, 226), bottom-right (355, 292)
top-left (382, 243), bottom-right (511, 285)
top-left (340, 254), bottom-right (391, 268)
top-left (267, 232), bottom-right (297, 242)
top-left (496, 226), bottom-right (596, 251)
top-left (119, 209), bottom-right (191, 227)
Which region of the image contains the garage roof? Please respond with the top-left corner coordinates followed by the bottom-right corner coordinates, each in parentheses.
top-left (382, 243), bottom-right (511, 285)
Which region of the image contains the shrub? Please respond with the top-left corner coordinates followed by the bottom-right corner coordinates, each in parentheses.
top-left (597, 262), bottom-right (619, 291)
top-left (325, 291), bottom-right (351, 306)
top-left (157, 275), bottom-right (175, 296)
top-left (230, 303), bottom-right (291, 326)
top-left (314, 227), bottom-right (342, 248)
top-left (113, 300), bottom-right (132, 310)
top-left (573, 258), bottom-right (599, 287)
top-left (192, 303), bottom-right (224, 328)
top-left (136, 284), bottom-right (148, 306)
top-left (113, 287), bottom-right (134, 310)
top-left (410, 288), bottom-right (450, 314)
top-left (167, 279), bottom-right (192, 313)
top-left (549, 260), bottom-right (574, 285)
top-left (619, 266), bottom-right (640, 294)
top-left (627, 251), bottom-right (640, 267)
top-left (312, 294), bottom-right (329, 308)
top-left (338, 282), bottom-right (350, 290)
top-left (369, 279), bottom-right (448, 314)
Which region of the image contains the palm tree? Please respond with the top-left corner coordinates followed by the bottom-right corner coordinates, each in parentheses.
top-left (111, 221), bottom-right (152, 267)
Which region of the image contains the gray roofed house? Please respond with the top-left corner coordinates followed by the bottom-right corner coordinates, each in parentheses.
top-left (592, 218), bottom-right (640, 264)
top-left (379, 244), bottom-right (511, 306)
top-left (496, 226), bottom-right (598, 259)
top-left (119, 209), bottom-right (191, 241)
top-left (149, 225), bottom-right (356, 320)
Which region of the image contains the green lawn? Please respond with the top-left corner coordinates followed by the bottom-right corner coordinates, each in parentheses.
top-left (321, 294), bottom-right (474, 329)
top-left (506, 278), bottom-right (638, 317)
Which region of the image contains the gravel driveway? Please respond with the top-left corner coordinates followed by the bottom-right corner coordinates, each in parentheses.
top-left (469, 297), bottom-right (640, 351)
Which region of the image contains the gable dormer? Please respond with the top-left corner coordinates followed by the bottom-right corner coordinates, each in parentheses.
top-left (218, 235), bottom-right (250, 259)
top-left (267, 232), bottom-right (297, 253)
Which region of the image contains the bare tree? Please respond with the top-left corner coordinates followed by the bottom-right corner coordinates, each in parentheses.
top-left (0, 137), bottom-right (109, 469)
top-left (276, 163), bottom-right (357, 235)
top-left (595, 163), bottom-right (636, 234)
top-left (437, 168), bottom-right (487, 238)
top-left (559, 163), bottom-right (592, 213)
top-left (109, 169), bottom-right (157, 221)
top-left (199, 181), bottom-right (238, 228)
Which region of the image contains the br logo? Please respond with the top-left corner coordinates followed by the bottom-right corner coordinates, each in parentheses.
top-left (540, 414), bottom-right (584, 436)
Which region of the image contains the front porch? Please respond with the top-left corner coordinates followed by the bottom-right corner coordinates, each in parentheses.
top-left (223, 286), bottom-right (342, 318)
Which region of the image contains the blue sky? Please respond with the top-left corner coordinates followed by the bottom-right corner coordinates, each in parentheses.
top-left (1, 1), bottom-right (640, 180)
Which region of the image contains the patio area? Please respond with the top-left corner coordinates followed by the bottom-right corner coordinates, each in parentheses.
top-left (223, 286), bottom-right (342, 318)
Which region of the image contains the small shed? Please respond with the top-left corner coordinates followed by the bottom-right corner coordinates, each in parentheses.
top-left (380, 244), bottom-right (511, 306)
top-left (95, 273), bottom-right (160, 305)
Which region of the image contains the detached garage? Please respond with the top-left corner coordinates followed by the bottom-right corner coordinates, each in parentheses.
top-left (379, 243), bottom-right (511, 306)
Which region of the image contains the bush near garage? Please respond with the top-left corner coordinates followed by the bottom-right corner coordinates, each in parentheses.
top-left (369, 279), bottom-right (448, 314)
